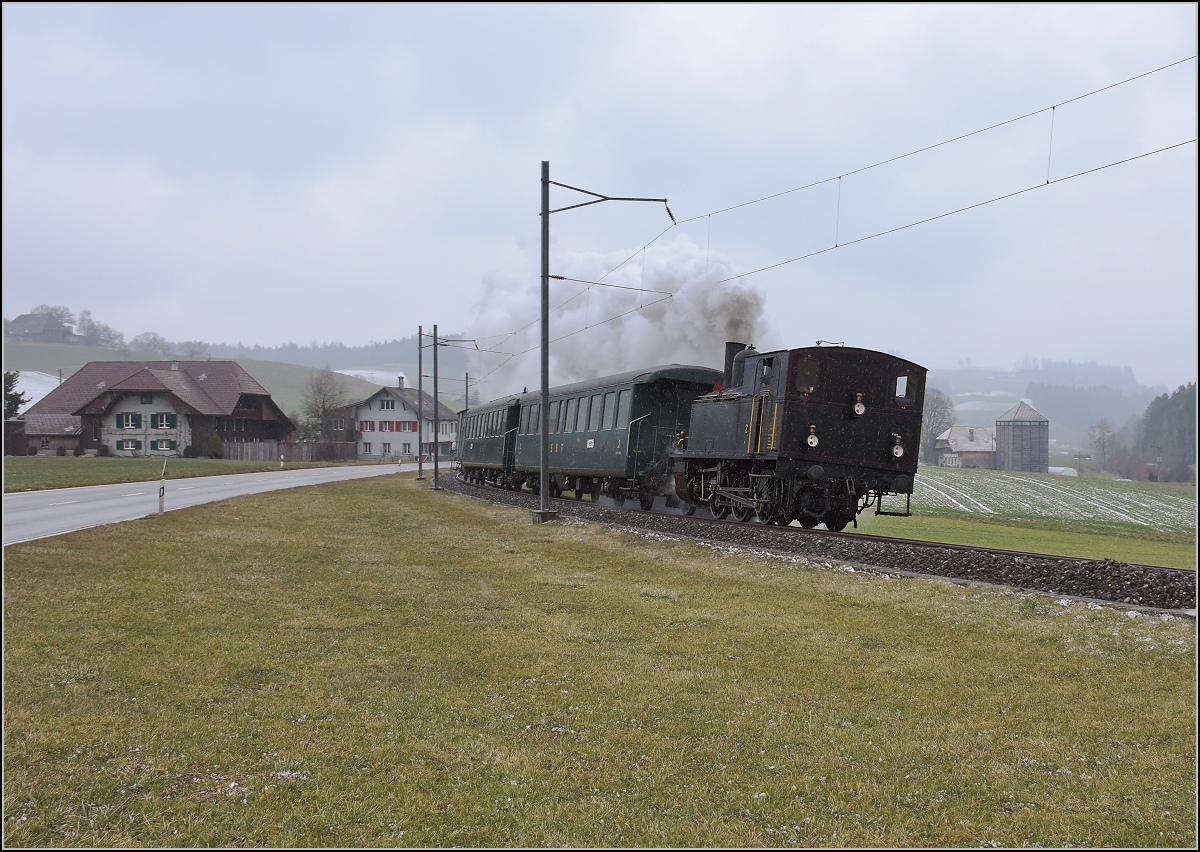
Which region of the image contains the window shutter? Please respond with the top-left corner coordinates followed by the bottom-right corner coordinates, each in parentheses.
top-left (169, 414), bottom-right (177, 429)
top-left (170, 440), bottom-right (177, 450)
top-left (133, 413), bottom-right (142, 428)
top-left (135, 440), bottom-right (143, 450)
top-left (116, 413), bottom-right (123, 428)
top-left (152, 413), bottom-right (160, 429)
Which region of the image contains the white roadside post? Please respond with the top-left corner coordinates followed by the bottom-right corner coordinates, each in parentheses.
top-left (158, 459), bottom-right (167, 516)
top-left (280, 453), bottom-right (285, 470)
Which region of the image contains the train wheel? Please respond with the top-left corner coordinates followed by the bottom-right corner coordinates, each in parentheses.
top-left (639, 489), bottom-right (654, 511)
top-left (550, 479), bottom-right (562, 498)
top-left (824, 519), bottom-right (848, 532)
top-left (798, 516), bottom-right (819, 529)
top-left (732, 505), bottom-right (755, 523)
top-left (589, 482), bottom-right (602, 502)
top-left (573, 478), bottom-right (584, 500)
top-left (685, 502), bottom-right (698, 516)
top-left (708, 492), bottom-right (730, 520)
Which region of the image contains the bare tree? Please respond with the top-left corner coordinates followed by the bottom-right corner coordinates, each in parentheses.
top-left (75, 310), bottom-right (125, 348)
top-left (131, 332), bottom-right (172, 355)
top-left (921, 387), bottom-right (957, 463)
top-left (302, 366), bottom-right (349, 440)
top-left (1088, 418), bottom-right (1115, 470)
top-left (30, 304), bottom-right (76, 326)
top-left (179, 340), bottom-right (211, 358)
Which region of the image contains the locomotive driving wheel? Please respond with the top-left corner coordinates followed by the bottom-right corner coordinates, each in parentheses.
top-left (731, 502), bottom-right (755, 523)
top-left (708, 491), bottom-right (730, 520)
top-left (638, 488), bottom-right (655, 511)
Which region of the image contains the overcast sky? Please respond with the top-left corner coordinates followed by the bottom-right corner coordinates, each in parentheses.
top-left (3, 3), bottom-right (1196, 398)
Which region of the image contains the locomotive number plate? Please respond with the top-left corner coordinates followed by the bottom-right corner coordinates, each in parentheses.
top-left (586, 439), bottom-right (595, 449)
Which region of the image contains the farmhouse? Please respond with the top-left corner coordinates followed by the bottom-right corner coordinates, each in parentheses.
top-left (18, 360), bottom-right (293, 456)
top-left (336, 378), bottom-right (457, 460)
top-left (6, 313), bottom-right (73, 344)
top-left (934, 425), bottom-right (996, 468)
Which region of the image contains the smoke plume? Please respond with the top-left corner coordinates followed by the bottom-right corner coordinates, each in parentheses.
top-left (470, 234), bottom-right (768, 399)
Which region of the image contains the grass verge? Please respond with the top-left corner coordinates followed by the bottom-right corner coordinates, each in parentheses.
top-left (3, 474), bottom-right (1196, 847)
top-left (2, 456), bottom-right (374, 493)
top-left (856, 511), bottom-right (1197, 570)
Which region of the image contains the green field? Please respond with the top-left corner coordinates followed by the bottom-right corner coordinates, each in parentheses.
top-left (858, 511), bottom-right (1196, 570)
top-left (851, 466), bottom-right (1198, 569)
top-left (3, 474), bottom-right (1195, 847)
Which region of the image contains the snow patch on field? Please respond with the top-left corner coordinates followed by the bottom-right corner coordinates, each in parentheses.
top-left (913, 468), bottom-right (1196, 534)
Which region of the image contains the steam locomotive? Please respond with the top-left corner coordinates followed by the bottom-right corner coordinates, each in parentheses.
top-left (457, 342), bottom-right (927, 530)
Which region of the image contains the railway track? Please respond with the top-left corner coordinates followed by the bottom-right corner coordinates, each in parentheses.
top-left (446, 473), bottom-right (1196, 613)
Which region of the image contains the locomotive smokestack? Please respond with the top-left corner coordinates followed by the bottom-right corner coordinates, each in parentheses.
top-left (724, 342), bottom-right (748, 389)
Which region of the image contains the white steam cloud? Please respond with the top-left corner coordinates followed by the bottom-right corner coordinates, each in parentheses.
top-left (469, 235), bottom-right (768, 400)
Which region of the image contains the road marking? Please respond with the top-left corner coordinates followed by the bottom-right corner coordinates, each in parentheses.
top-left (47, 500), bottom-right (79, 506)
top-left (121, 492), bottom-right (146, 497)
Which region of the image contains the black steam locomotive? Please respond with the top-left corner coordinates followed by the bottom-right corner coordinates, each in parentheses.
top-left (457, 342), bottom-right (927, 530)
top-left (674, 342), bottom-right (927, 530)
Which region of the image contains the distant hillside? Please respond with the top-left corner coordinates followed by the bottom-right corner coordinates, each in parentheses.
top-left (924, 359), bottom-right (1172, 451)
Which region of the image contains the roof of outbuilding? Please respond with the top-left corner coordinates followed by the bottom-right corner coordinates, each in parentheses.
top-left (997, 401), bottom-right (1048, 422)
top-left (935, 425), bottom-right (996, 453)
top-left (22, 413), bottom-right (82, 436)
top-left (24, 361), bottom-right (277, 418)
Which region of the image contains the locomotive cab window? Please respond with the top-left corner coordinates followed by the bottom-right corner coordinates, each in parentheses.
top-left (758, 358), bottom-right (775, 392)
top-left (794, 358), bottom-right (819, 395)
top-left (894, 374), bottom-right (913, 407)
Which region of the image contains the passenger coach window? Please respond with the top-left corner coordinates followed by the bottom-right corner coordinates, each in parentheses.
top-left (794, 358), bottom-right (819, 394)
top-left (565, 398), bottom-right (577, 433)
top-left (588, 394), bottom-right (603, 431)
top-left (615, 389), bottom-right (631, 429)
top-left (520, 405), bottom-right (530, 434)
top-left (548, 401), bottom-right (559, 433)
top-left (531, 403), bottom-right (540, 434)
top-left (601, 392), bottom-right (617, 430)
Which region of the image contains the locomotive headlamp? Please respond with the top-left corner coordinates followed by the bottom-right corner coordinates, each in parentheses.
top-left (891, 434), bottom-right (905, 458)
top-left (853, 392), bottom-right (866, 416)
top-left (807, 425), bottom-right (819, 448)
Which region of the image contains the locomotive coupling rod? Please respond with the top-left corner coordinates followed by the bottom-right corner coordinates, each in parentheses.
top-left (712, 488), bottom-right (758, 509)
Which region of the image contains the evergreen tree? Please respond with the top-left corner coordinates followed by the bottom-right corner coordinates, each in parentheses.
top-left (4, 371), bottom-right (31, 419)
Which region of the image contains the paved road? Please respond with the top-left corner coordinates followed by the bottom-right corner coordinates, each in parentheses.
top-left (3, 462), bottom-right (454, 546)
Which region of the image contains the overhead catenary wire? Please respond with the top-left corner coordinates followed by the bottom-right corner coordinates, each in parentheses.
top-left (708, 139), bottom-right (1196, 287)
top-left (469, 56), bottom-right (1196, 385)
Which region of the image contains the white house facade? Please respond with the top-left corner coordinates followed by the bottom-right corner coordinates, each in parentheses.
top-left (352, 383), bottom-right (457, 460)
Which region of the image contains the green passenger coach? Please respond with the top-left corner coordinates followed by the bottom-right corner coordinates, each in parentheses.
top-left (458, 365), bottom-right (722, 508)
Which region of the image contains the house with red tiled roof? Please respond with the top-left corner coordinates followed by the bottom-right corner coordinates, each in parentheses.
top-left (20, 360), bottom-right (294, 456)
